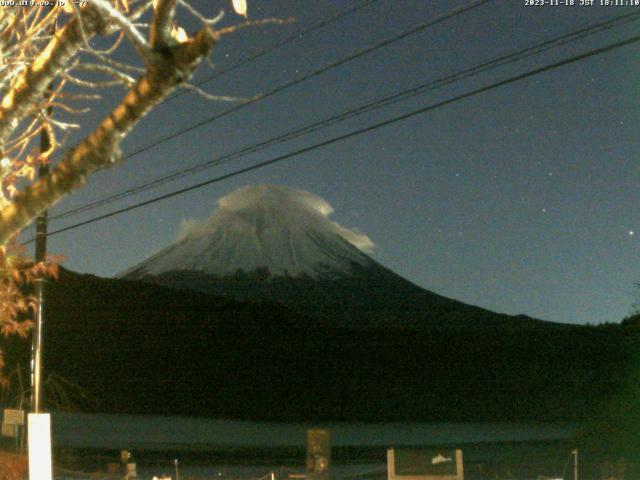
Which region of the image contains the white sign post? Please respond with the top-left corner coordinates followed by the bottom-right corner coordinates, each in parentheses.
top-left (2, 409), bottom-right (24, 439)
top-left (28, 413), bottom-right (52, 480)
top-left (4, 409), bottom-right (25, 426)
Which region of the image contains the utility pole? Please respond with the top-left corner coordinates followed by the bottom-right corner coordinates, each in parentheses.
top-left (31, 65), bottom-right (55, 414)
top-left (30, 123), bottom-right (50, 414)
top-left (28, 95), bottom-right (54, 480)
top-left (572, 448), bottom-right (578, 480)
top-left (30, 9), bottom-right (55, 415)
top-left (28, 13), bottom-right (56, 480)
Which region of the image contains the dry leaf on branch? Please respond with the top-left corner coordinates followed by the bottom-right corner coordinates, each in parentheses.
top-left (232, 0), bottom-right (248, 18)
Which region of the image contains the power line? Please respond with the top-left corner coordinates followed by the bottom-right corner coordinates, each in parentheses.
top-left (49, 10), bottom-right (640, 221)
top-left (163, 0), bottom-right (381, 105)
top-left (120, 0), bottom-right (494, 160)
top-left (42, 0), bottom-right (385, 180)
top-left (27, 33), bottom-right (640, 242)
top-left (45, 1), bottom-right (383, 176)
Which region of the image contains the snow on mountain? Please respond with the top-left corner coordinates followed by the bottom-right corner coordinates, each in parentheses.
top-left (121, 184), bottom-right (376, 279)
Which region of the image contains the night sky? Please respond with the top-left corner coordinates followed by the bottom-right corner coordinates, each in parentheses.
top-left (29, 0), bottom-right (640, 325)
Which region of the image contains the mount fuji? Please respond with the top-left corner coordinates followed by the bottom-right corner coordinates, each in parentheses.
top-left (26, 184), bottom-right (632, 422)
top-left (122, 184), bottom-right (375, 279)
top-left (121, 184), bottom-right (543, 329)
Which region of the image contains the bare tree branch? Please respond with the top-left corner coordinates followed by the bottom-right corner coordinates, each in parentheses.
top-left (179, 81), bottom-right (248, 102)
top-left (91, 0), bottom-right (151, 61)
top-left (150, 0), bottom-right (178, 49)
top-left (178, 1), bottom-right (224, 26)
top-left (0, 26), bottom-right (217, 245)
top-left (70, 63), bottom-right (137, 87)
top-left (0, 6), bottom-right (106, 146)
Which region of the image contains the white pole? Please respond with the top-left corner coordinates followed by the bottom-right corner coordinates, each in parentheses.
top-left (573, 448), bottom-right (578, 480)
top-left (28, 413), bottom-right (52, 480)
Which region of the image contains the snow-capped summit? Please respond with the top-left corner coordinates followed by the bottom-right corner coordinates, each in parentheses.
top-left (121, 184), bottom-right (376, 279)
top-left (121, 184), bottom-right (546, 329)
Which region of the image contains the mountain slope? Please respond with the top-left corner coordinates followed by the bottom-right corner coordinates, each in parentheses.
top-left (122, 184), bottom-right (547, 329)
top-left (0, 268), bottom-right (631, 423)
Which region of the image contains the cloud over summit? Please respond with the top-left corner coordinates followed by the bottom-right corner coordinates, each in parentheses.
top-left (182, 184), bottom-right (374, 253)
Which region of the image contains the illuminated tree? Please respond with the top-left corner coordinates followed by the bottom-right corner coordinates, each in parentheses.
top-left (0, 0), bottom-right (261, 380)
